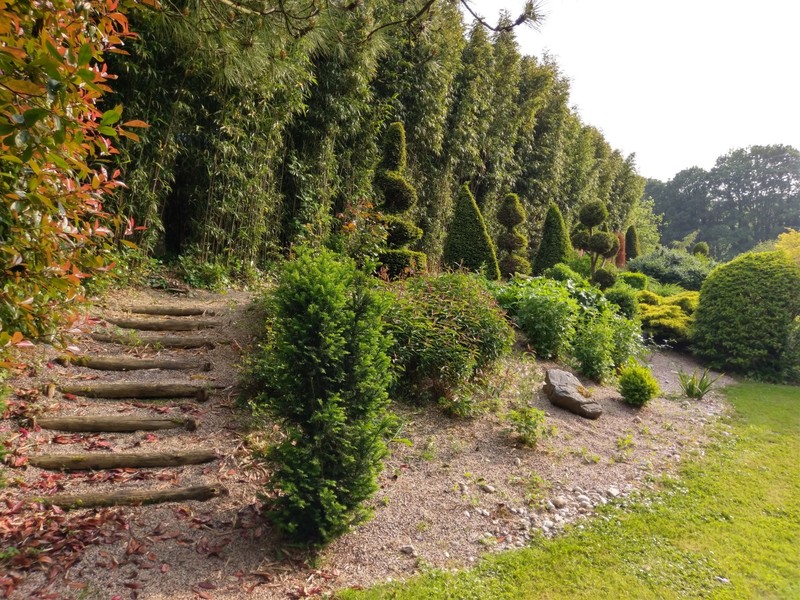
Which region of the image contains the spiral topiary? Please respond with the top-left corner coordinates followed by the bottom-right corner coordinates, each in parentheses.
top-left (533, 202), bottom-right (571, 275)
top-left (497, 193), bottom-right (530, 278)
top-left (443, 184), bottom-right (501, 280)
top-left (375, 122), bottom-right (426, 278)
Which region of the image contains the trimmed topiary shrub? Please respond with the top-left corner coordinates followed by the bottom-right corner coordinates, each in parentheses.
top-left (618, 362), bottom-right (660, 407)
top-left (375, 122), bottom-right (424, 278)
top-left (637, 289), bottom-right (661, 305)
top-left (663, 291), bottom-right (699, 315)
top-left (497, 193), bottom-right (531, 277)
top-left (533, 203), bottom-right (572, 274)
top-left (627, 247), bottom-right (713, 290)
top-left (618, 271), bottom-right (648, 290)
top-left (544, 262), bottom-right (589, 286)
top-left (625, 225), bottom-right (640, 261)
top-left (593, 265), bottom-right (618, 290)
top-left (692, 241), bottom-right (709, 257)
top-left (693, 251), bottom-right (800, 379)
top-left (384, 273), bottom-right (514, 414)
top-left (248, 247), bottom-right (392, 545)
top-left (443, 184), bottom-right (501, 280)
top-left (639, 303), bottom-right (691, 345)
top-left (605, 284), bottom-right (639, 319)
top-left (572, 200), bottom-right (619, 283)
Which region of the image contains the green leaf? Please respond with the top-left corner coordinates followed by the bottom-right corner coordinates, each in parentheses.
top-left (23, 108), bottom-right (49, 127)
top-left (77, 43), bottom-right (93, 67)
top-left (97, 125), bottom-right (117, 137)
top-left (100, 108), bottom-right (122, 126)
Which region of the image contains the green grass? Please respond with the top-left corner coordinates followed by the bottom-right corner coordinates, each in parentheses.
top-left (341, 383), bottom-right (800, 599)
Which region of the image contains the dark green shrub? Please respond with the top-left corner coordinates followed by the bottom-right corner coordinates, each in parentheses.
top-left (497, 194), bottom-right (531, 277)
top-left (374, 170), bottom-right (417, 214)
top-left (497, 193), bottom-right (526, 228)
top-left (625, 225), bottom-right (640, 261)
top-left (693, 251), bottom-right (800, 378)
top-left (498, 230), bottom-right (527, 252)
top-left (384, 215), bottom-right (423, 248)
top-left (783, 317), bottom-right (800, 382)
top-left (605, 284), bottom-right (639, 319)
top-left (379, 249), bottom-right (427, 279)
top-left (579, 200), bottom-right (608, 229)
top-left (692, 241), bottom-right (709, 257)
top-left (544, 262), bottom-right (589, 286)
top-left (618, 271), bottom-right (648, 290)
top-left (533, 203), bottom-right (572, 274)
top-left (380, 121), bottom-right (407, 171)
top-left (374, 122), bottom-right (424, 279)
top-left (618, 362), bottom-right (660, 407)
top-left (572, 312), bottom-right (615, 382)
top-left (249, 247), bottom-right (392, 545)
top-left (593, 266), bottom-right (617, 290)
top-left (384, 273), bottom-right (514, 413)
top-left (627, 247), bottom-right (713, 290)
top-left (566, 253), bottom-right (592, 278)
top-left (443, 184), bottom-right (501, 280)
top-left (587, 231), bottom-right (617, 256)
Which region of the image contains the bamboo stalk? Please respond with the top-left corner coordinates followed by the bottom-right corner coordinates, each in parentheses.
top-left (36, 485), bottom-right (226, 509)
top-left (28, 450), bottom-right (218, 470)
top-left (37, 416), bottom-right (198, 432)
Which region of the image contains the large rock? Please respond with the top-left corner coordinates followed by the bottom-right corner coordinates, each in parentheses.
top-left (543, 369), bottom-right (602, 419)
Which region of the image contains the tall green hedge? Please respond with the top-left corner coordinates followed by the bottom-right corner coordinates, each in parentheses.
top-left (443, 184), bottom-right (500, 280)
top-left (533, 202), bottom-right (571, 274)
top-left (625, 225), bottom-right (640, 261)
top-left (693, 251), bottom-right (800, 379)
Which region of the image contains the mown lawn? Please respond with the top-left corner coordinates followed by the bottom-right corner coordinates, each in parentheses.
top-left (341, 383), bottom-right (800, 599)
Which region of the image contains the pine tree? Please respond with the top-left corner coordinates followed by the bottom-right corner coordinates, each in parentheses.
top-left (533, 202), bottom-right (571, 274)
top-left (497, 193), bottom-right (531, 277)
top-left (625, 224), bottom-right (641, 261)
top-left (443, 184), bottom-right (501, 280)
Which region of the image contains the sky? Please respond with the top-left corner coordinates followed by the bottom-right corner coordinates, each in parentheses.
top-left (466, 0), bottom-right (800, 181)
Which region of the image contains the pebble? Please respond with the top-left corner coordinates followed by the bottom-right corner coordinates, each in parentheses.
top-left (545, 500), bottom-right (556, 512)
top-left (400, 545), bottom-right (418, 557)
top-left (464, 510), bottom-right (471, 518)
top-left (514, 458), bottom-right (522, 466)
top-left (572, 486), bottom-right (584, 494)
top-left (553, 496), bottom-right (568, 509)
top-left (542, 519), bottom-right (554, 529)
top-left (607, 486), bottom-right (621, 498)
top-left (633, 416), bottom-right (642, 424)
top-left (480, 484), bottom-right (496, 494)
top-left (575, 494), bottom-right (591, 504)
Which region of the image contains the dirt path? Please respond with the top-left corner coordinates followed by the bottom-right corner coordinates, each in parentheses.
top-left (1, 287), bottom-right (733, 599)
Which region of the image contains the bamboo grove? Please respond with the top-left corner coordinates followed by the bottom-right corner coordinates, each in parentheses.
top-left (107, 0), bottom-right (648, 272)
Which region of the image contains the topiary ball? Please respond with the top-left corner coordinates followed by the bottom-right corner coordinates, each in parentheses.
top-left (497, 193), bottom-right (526, 228)
top-left (579, 200), bottom-right (608, 229)
top-left (692, 241), bottom-right (709, 257)
top-left (618, 362), bottom-right (660, 407)
top-left (693, 251), bottom-right (800, 378)
top-left (587, 231), bottom-right (617, 255)
top-left (593, 266), bottom-right (618, 289)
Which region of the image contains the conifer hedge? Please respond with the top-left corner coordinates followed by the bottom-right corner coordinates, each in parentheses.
top-left (625, 225), bottom-right (640, 261)
top-left (533, 203), bottom-right (571, 274)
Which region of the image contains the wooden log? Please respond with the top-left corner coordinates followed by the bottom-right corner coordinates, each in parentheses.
top-left (37, 416), bottom-right (198, 432)
top-left (58, 382), bottom-right (210, 401)
top-left (36, 485), bottom-right (226, 509)
top-left (104, 317), bottom-right (219, 331)
top-left (127, 306), bottom-right (218, 317)
top-left (28, 449), bottom-right (218, 470)
top-left (55, 355), bottom-right (212, 372)
top-left (90, 333), bottom-right (217, 349)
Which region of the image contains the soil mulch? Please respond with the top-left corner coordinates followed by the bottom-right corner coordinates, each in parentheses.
top-left (0, 287), bottom-right (733, 599)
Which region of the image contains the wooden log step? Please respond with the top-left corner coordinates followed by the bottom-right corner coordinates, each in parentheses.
top-left (58, 382), bottom-right (210, 401)
top-left (104, 317), bottom-right (219, 331)
top-left (35, 484), bottom-right (226, 509)
top-left (127, 306), bottom-right (218, 317)
top-left (28, 449), bottom-right (218, 470)
top-left (37, 415), bottom-right (198, 432)
top-left (55, 355), bottom-right (212, 372)
top-left (90, 333), bottom-right (217, 349)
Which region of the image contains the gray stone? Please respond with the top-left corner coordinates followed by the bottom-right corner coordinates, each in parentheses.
top-left (553, 496), bottom-right (568, 509)
top-left (543, 369), bottom-right (603, 419)
top-left (400, 545), bottom-right (418, 557)
top-left (480, 483), bottom-right (496, 494)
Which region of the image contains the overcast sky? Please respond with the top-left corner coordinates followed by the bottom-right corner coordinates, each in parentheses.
top-left (466, 0), bottom-right (800, 181)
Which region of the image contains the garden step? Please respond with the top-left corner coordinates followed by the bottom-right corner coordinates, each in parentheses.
top-left (33, 484), bottom-right (226, 509)
top-left (57, 382), bottom-right (210, 401)
top-left (90, 332), bottom-right (218, 349)
top-left (55, 354), bottom-right (212, 372)
top-left (103, 317), bottom-right (220, 331)
top-left (36, 415), bottom-right (198, 433)
top-left (27, 449), bottom-right (218, 471)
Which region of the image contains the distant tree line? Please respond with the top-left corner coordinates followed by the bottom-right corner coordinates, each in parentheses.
top-left (108, 1), bottom-right (648, 271)
top-left (647, 145), bottom-right (800, 260)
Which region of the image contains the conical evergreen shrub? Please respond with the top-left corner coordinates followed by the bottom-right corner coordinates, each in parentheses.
top-left (443, 184), bottom-right (501, 280)
top-left (533, 202), bottom-right (571, 274)
top-left (625, 225), bottom-right (640, 261)
top-left (375, 122), bottom-right (426, 278)
top-left (497, 193), bottom-right (530, 278)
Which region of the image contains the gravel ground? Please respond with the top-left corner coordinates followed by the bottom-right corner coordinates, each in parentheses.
top-left (1, 287), bottom-right (733, 599)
